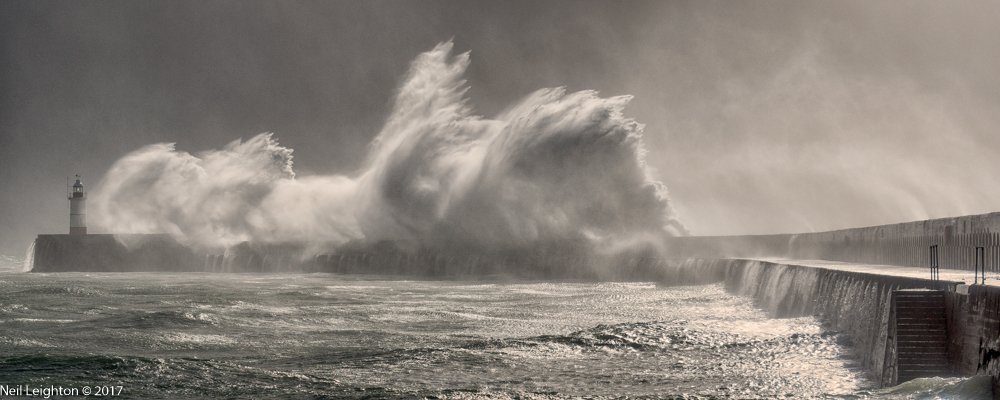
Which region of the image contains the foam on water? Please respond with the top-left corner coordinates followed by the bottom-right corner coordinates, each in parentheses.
top-left (0, 263), bottom-right (990, 398)
top-left (0, 271), bottom-right (870, 398)
top-left (874, 375), bottom-right (993, 399)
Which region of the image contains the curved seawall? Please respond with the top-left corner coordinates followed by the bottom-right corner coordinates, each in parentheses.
top-left (672, 259), bottom-right (959, 386)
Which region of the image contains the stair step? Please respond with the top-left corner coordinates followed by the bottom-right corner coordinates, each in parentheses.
top-left (898, 328), bottom-right (947, 332)
top-left (898, 358), bottom-right (949, 364)
top-left (899, 361), bottom-right (950, 366)
top-left (897, 334), bottom-right (947, 338)
top-left (899, 365), bottom-right (951, 370)
top-left (900, 373), bottom-right (952, 377)
top-left (899, 370), bottom-right (951, 375)
top-left (893, 289), bottom-right (949, 386)
top-left (897, 323), bottom-right (947, 328)
top-left (897, 345), bottom-right (947, 350)
top-left (896, 313), bottom-right (945, 317)
top-left (898, 357), bottom-right (948, 361)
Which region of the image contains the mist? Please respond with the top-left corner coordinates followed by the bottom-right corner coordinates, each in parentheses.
top-left (92, 42), bottom-right (684, 250)
top-left (3, 1), bottom-right (1000, 255)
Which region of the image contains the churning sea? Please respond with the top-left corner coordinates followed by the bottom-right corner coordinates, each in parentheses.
top-left (0, 257), bottom-right (990, 399)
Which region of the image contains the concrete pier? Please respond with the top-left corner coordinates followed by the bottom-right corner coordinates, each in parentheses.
top-left (30, 234), bottom-right (202, 272)
top-left (694, 258), bottom-right (1000, 392)
top-left (664, 211), bottom-right (1000, 274)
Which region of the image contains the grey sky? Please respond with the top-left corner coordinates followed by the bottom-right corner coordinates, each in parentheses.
top-left (2, 0), bottom-right (999, 255)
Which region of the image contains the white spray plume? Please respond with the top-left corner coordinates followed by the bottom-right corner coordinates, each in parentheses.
top-left (93, 41), bottom-right (685, 250)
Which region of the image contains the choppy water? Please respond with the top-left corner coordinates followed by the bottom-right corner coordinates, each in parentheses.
top-left (0, 267), bottom-right (991, 399)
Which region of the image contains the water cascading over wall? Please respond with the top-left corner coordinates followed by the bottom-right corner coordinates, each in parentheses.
top-left (670, 258), bottom-right (955, 383)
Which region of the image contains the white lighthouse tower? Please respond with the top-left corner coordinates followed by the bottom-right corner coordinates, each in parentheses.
top-left (69, 175), bottom-right (87, 235)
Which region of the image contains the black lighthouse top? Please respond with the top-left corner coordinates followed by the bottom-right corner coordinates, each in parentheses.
top-left (71, 175), bottom-right (85, 198)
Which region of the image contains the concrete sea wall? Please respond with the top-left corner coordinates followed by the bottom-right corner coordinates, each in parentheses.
top-left (31, 234), bottom-right (202, 272)
top-left (677, 258), bottom-right (1000, 393)
top-left (665, 212), bottom-right (1000, 272)
top-left (31, 235), bottom-right (672, 278)
top-left (671, 258), bottom-right (957, 384)
top-left (946, 285), bottom-right (1000, 382)
top-left (31, 211), bottom-right (1000, 275)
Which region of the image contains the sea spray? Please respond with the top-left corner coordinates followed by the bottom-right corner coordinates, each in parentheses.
top-left (91, 41), bottom-right (685, 257)
top-left (22, 240), bottom-right (34, 272)
top-left (0, 253), bottom-right (26, 272)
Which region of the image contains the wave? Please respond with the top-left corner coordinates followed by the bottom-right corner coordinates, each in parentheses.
top-left (872, 375), bottom-right (992, 399)
top-left (465, 321), bottom-right (836, 355)
top-left (87, 310), bottom-right (218, 329)
top-left (91, 41), bottom-right (684, 259)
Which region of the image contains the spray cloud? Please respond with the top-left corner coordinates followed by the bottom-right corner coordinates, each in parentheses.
top-left (93, 42), bottom-right (685, 251)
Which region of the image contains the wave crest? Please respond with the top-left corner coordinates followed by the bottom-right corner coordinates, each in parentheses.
top-left (93, 41), bottom-right (685, 253)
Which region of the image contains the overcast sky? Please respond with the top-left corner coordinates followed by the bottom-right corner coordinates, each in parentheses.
top-left (2, 0), bottom-right (1000, 255)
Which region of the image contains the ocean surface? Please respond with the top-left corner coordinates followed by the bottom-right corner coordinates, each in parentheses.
top-left (0, 257), bottom-right (991, 399)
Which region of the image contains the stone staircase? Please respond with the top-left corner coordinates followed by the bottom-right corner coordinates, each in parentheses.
top-left (894, 290), bottom-right (952, 382)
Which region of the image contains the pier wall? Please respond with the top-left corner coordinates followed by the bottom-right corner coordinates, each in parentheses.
top-left (665, 212), bottom-right (1000, 273)
top-left (945, 285), bottom-right (1000, 382)
top-left (669, 258), bottom-right (957, 384)
top-left (679, 258), bottom-right (1000, 392)
top-left (31, 234), bottom-right (202, 272)
top-left (31, 212), bottom-right (1000, 275)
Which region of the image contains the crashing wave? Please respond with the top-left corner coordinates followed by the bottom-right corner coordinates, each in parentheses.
top-left (92, 41), bottom-right (685, 256)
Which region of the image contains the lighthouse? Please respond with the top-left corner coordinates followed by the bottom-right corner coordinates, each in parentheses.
top-left (69, 175), bottom-right (87, 235)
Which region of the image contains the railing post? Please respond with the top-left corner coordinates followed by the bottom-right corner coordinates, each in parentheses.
top-left (929, 244), bottom-right (939, 281)
top-left (976, 246), bottom-right (985, 285)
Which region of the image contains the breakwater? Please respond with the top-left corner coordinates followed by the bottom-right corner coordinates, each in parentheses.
top-left (31, 235), bottom-right (671, 278)
top-left (675, 258), bottom-right (1000, 393)
top-left (946, 284), bottom-right (1000, 384)
top-left (30, 234), bottom-right (201, 273)
top-left (664, 212), bottom-right (1000, 272)
top-left (668, 259), bottom-right (958, 386)
top-left (30, 211), bottom-right (1000, 275)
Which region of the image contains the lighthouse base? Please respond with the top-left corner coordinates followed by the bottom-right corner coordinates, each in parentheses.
top-left (70, 227), bottom-right (87, 235)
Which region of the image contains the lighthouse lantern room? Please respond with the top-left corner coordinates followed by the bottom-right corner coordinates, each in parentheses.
top-left (69, 174), bottom-right (87, 235)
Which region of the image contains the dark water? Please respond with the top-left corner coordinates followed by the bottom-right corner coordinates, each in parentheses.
top-left (0, 267), bottom-right (990, 399)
